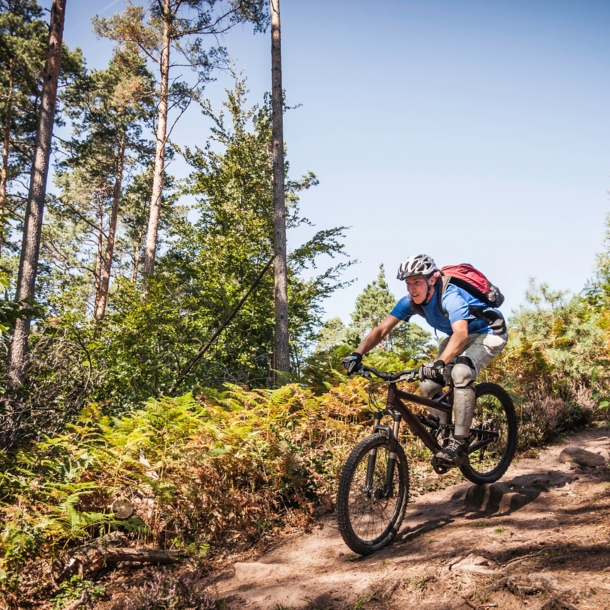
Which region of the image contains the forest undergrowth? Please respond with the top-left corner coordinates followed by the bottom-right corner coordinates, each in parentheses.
top-left (0, 361), bottom-right (605, 607)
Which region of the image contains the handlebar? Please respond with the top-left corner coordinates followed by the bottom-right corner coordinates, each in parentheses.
top-left (358, 364), bottom-right (418, 383)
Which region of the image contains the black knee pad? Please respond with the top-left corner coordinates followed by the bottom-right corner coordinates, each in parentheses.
top-left (455, 355), bottom-right (474, 369)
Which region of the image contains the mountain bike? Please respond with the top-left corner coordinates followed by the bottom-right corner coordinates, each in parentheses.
top-left (336, 365), bottom-right (517, 555)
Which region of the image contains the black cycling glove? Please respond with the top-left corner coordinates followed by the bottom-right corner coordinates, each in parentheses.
top-left (419, 359), bottom-right (446, 383)
top-left (342, 352), bottom-right (363, 375)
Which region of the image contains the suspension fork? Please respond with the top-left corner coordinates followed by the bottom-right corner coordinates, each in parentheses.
top-left (365, 410), bottom-right (402, 497)
top-left (365, 411), bottom-right (383, 490)
top-left (384, 412), bottom-right (402, 498)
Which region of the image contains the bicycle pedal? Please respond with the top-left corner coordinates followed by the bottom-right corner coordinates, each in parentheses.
top-left (431, 456), bottom-right (451, 474)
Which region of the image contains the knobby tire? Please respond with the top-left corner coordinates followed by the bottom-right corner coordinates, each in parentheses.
top-left (460, 382), bottom-right (518, 485)
top-left (337, 433), bottom-right (410, 556)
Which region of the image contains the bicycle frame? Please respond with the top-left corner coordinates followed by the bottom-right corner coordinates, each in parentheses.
top-left (366, 379), bottom-right (500, 496)
top-left (386, 383), bottom-right (451, 453)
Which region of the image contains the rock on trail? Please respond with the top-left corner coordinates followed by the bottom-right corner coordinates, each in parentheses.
top-left (215, 426), bottom-right (610, 610)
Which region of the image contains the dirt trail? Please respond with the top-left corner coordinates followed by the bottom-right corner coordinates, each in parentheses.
top-left (215, 426), bottom-right (610, 610)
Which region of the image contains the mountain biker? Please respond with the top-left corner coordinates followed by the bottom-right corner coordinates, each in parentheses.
top-left (342, 254), bottom-right (508, 466)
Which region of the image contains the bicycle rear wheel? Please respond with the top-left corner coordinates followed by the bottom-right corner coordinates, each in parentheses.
top-left (336, 433), bottom-right (409, 555)
top-left (460, 382), bottom-right (517, 485)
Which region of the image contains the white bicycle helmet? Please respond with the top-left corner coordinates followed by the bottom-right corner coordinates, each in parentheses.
top-left (397, 254), bottom-right (437, 280)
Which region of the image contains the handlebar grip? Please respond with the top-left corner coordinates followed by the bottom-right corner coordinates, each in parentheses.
top-left (359, 365), bottom-right (417, 382)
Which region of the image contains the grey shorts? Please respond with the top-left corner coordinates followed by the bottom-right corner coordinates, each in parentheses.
top-left (437, 332), bottom-right (508, 375)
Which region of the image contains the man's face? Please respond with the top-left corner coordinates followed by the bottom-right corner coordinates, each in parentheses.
top-left (406, 275), bottom-right (431, 305)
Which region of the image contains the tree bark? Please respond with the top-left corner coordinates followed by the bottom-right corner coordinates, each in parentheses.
top-left (93, 196), bottom-right (104, 313)
top-left (142, 0), bottom-right (171, 289)
top-left (94, 135), bottom-right (125, 321)
top-left (7, 0), bottom-right (67, 392)
top-left (270, 0), bottom-right (289, 377)
top-left (0, 57), bottom-right (15, 256)
top-left (131, 232), bottom-right (141, 282)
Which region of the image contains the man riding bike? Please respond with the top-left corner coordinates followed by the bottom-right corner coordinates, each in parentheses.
top-left (342, 254), bottom-right (508, 466)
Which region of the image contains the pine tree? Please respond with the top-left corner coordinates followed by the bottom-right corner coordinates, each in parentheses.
top-left (0, 1), bottom-right (82, 261)
top-left (349, 265), bottom-right (397, 350)
top-left (0, 1), bottom-right (47, 254)
top-left (315, 317), bottom-right (347, 352)
top-left (93, 0), bottom-right (268, 289)
top-left (51, 48), bottom-right (155, 320)
top-left (5, 0), bottom-right (67, 446)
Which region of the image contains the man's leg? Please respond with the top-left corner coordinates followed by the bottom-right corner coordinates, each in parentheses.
top-left (436, 332), bottom-right (508, 464)
top-left (451, 357), bottom-right (477, 440)
top-left (421, 337), bottom-right (449, 424)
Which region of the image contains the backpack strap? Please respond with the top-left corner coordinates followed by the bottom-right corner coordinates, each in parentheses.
top-left (410, 275), bottom-right (506, 333)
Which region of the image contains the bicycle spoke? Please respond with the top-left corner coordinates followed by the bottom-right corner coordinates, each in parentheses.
top-left (467, 392), bottom-right (509, 475)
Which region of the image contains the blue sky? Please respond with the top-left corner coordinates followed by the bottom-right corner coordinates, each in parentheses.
top-left (42, 0), bottom-right (610, 329)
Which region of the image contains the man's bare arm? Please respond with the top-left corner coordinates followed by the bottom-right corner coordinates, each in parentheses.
top-left (437, 319), bottom-right (469, 363)
top-left (355, 315), bottom-right (402, 355)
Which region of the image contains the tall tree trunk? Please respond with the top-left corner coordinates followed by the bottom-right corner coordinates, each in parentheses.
top-left (0, 58), bottom-right (15, 256)
top-left (270, 0), bottom-right (289, 377)
top-left (93, 196), bottom-right (104, 313)
top-left (142, 0), bottom-right (170, 288)
top-left (7, 0), bottom-right (67, 392)
top-left (131, 232), bottom-right (141, 282)
top-left (95, 135), bottom-right (125, 321)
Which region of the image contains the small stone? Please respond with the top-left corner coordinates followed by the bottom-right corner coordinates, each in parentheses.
top-left (112, 499), bottom-right (134, 520)
top-left (451, 554), bottom-right (498, 575)
top-left (465, 483), bottom-right (531, 514)
top-left (558, 447), bottom-right (606, 468)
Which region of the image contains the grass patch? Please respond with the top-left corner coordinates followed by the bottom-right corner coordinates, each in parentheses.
top-left (352, 595), bottom-right (376, 609)
top-left (411, 573), bottom-right (432, 592)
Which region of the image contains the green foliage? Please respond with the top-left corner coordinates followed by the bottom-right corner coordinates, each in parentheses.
top-left (0, 0), bottom-right (83, 269)
top-left (0, 381), bottom-right (372, 590)
top-left (52, 576), bottom-right (106, 609)
top-left (0, 273), bottom-right (41, 335)
top-left (483, 276), bottom-right (608, 446)
top-left (349, 265), bottom-right (397, 348)
top-left (315, 317), bottom-right (348, 352)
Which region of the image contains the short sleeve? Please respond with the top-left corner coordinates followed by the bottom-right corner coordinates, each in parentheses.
top-left (389, 297), bottom-right (415, 321)
top-left (442, 286), bottom-right (472, 325)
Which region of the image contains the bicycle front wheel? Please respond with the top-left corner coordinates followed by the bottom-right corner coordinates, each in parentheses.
top-left (460, 382), bottom-right (518, 485)
top-left (336, 433), bottom-right (409, 555)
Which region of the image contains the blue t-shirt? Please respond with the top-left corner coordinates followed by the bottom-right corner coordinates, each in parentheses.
top-left (390, 283), bottom-right (502, 336)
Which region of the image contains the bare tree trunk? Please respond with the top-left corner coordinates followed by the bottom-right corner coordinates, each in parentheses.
top-left (93, 197), bottom-right (104, 313)
top-left (0, 58), bottom-right (15, 256)
top-left (7, 0), bottom-right (67, 394)
top-left (131, 235), bottom-right (141, 282)
top-left (94, 136), bottom-right (125, 321)
top-left (142, 0), bottom-right (170, 289)
top-left (270, 0), bottom-right (289, 377)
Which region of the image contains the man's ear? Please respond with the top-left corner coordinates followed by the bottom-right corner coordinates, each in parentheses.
top-left (429, 271), bottom-right (441, 285)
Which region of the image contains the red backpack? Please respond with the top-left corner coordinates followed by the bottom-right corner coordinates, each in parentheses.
top-left (441, 264), bottom-right (505, 308)
top-left (409, 263), bottom-right (504, 319)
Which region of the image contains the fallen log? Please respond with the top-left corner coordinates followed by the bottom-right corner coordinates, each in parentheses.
top-left (58, 532), bottom-right (187, 581)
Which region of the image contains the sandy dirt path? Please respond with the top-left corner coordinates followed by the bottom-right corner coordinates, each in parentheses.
top-left (215, 426), bottom-right (610, 610)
